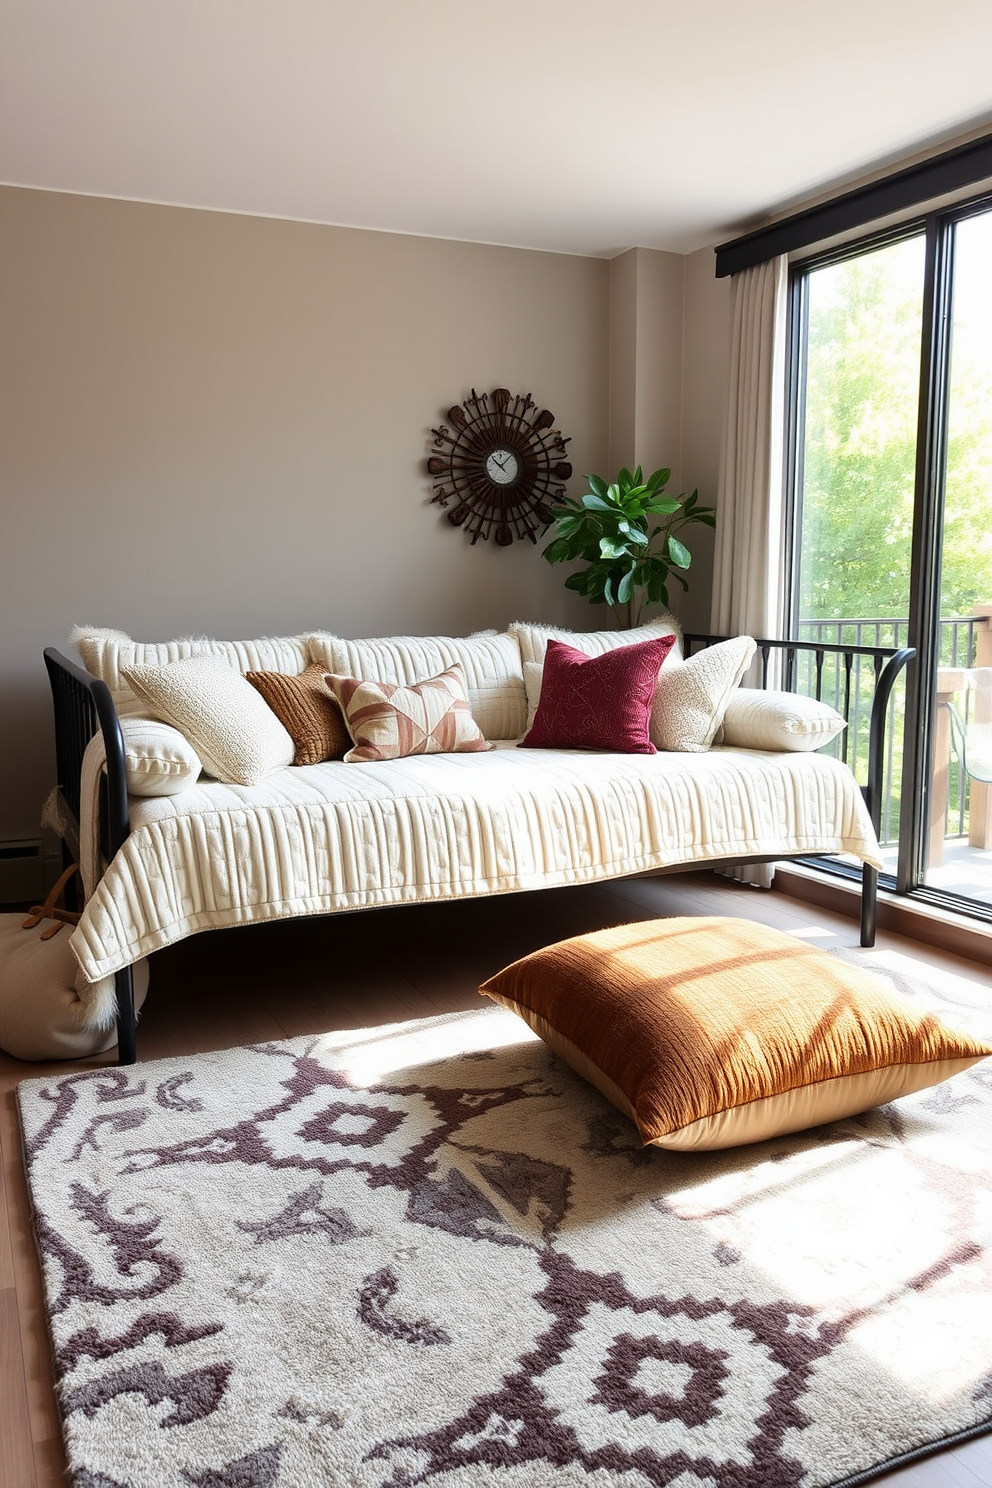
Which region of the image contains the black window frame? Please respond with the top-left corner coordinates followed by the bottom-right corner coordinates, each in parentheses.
top-left (785, 187), bottom-right (992, 917)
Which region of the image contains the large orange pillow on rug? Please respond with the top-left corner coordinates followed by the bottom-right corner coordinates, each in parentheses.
top-left (326, 663), bottom-right (493, 763)
top-left (480, 916), bottom-right (992, 1151)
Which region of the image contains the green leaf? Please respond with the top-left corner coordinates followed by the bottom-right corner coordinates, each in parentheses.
top-left (581, 493), bottom-right (613, 512)
top-left (617, 566), bottom-right (636, 604)
top-left (599, 538), bottom-right (630, 560)
top-left (667, 535), bottom-right (692, 569)
top-left (644, 497), bottom-right (681, 515)
top-left (587, 473), bottom-right (609, 500)
top-left (603, 575), bottom-right (615, 607)
top-left (646, 468), bottom-right (671, 490)
top-left (618, 467), bottom-right (634, 488)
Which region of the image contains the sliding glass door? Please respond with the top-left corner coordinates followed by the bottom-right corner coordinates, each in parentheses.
top-left (789, 197), bottom-right (992, 916)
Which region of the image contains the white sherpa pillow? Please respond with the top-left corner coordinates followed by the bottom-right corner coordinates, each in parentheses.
top-left (72, 626), bottom-right (310, 715)
top-left (719, 689), bottom-right (847, 752)
top-left (509, 616), bottom-right (682, 669)
top-left (122, 657), bottom-right (295, 785)
top-left (523, 661), bottom-right (544, 733)
top-left (119, 719), bottom-right (202, 797)
top-left (651, 636), bottom-right (756, 752)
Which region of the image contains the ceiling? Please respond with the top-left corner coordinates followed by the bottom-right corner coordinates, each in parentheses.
top-left (4, 1), bottom-right (992, 258)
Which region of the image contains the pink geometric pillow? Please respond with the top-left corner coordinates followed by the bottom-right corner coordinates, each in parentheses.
top-left (326, 664), bottom-right (493, 763)
top-left (521, 635), bottom-right (677, 753)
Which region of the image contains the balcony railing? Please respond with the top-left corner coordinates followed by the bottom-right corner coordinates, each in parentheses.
top-left (796, 605), bottom-right (992, 852)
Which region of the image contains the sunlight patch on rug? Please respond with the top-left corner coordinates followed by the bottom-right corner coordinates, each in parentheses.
top-left (17, 957), bottom-right (992, 1488)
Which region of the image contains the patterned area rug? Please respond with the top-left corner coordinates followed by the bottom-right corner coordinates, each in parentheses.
top-left (17, 955), bottom-right (992, 1488)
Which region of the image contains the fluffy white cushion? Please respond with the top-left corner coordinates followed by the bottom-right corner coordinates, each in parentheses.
top-left (720, 689), bottom-right (847, 752)
top-left (72, 626), bottom-right (310, 715)
top-left (306, 631), bottom-right (526, 741)
top-left (651, 636), bottom-right (756, 752)
top-left (509, 616), bottom-right (682, 669)
top-left (120, 719), bottom-right (202, 797)
top-left (122, 657), bottom-right (295, 786)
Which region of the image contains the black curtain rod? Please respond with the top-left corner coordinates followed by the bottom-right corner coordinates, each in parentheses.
top-left (713, 130), bottom-right (992, 278)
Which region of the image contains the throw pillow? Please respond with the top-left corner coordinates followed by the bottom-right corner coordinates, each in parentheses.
top-left (119, 719), bottom-right (202, 797)
top-left (122, 657), bottom-right (295, 786)
top-left (522, 661), bottom-right (544, 733)
top-left (72, 626), bottom-right (310, 715)
top-left (521, 635), bottom-right (676, 753)
top-left (720, 689), bottom-right (847, 752)
top-left (306, 631), bottom-right (526, 741)
top-left (246, 662), bottom-right (351, 766)
top-left (509, 615), bottom-right (682, 669)
top-left (651, 635), bottom-right (756, 752)
top-left (480, 916), bottom-right (992, 1152)
top-left (326, 664), bottom-right (494, 763)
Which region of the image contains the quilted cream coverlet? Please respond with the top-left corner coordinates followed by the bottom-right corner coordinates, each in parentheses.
top-left (70, 744), bottom-right (882, 984)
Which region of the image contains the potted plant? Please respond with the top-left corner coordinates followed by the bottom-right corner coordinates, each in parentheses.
top-left (541, 466), bottom-right (715, 628)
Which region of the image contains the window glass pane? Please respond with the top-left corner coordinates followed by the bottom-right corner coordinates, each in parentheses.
top-left (798, 235), bottom-right (925, 636)
top-left (794, 235), bottom-right (925, 868)
top-left (925, 209), bottom-right (992, 900)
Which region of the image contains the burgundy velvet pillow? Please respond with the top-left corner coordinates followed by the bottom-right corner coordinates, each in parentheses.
top-left (521, 634), bottom-right (677, 753)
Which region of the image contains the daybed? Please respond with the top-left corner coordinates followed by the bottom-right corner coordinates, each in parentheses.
top-left (43, 618), bottom-right (912, 1063)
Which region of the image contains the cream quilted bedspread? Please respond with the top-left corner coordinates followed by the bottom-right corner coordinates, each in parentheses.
top-left (69, 743), bottom-right (882, 983)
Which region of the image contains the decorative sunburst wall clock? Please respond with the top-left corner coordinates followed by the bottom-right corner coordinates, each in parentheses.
top-left (427, 387), bottom-right (572, 545)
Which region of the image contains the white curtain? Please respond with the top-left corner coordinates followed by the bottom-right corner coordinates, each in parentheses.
top-left (711, 255), bottom-right (789, 887)
top-left (711, 255), bottom-right (789, 642)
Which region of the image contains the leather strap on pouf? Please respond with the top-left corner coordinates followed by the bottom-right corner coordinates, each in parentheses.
top-left (21, 863), bottom-right (82, 940)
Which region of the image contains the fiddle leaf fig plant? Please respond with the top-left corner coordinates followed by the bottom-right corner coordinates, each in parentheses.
top-left (541, 466), bottom-right (715, 628)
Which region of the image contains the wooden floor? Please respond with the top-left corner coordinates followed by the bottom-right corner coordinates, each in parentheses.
top-left (2, 871), bottom-right (991, 1488)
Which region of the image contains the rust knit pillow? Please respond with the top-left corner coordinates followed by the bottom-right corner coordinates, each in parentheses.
top-left (326, 663), bottom-right (493, 763)
top-left (480, 916), bottom-right (992, 1152)
top-left (246, 662), bottom-right (351, 766)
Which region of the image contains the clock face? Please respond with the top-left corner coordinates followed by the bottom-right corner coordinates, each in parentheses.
top-left (485, 448), bottom-right (519, 486)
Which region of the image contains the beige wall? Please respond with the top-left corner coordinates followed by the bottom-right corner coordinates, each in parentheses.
top-left (0, 186), bottom-right (733, 857)
top-left (608, 247), bottom-right (685, 481)
top-left (0, 186), bottom-right (610, 843)
top-left (680, 245), bottom-right (733, 634)
top-left (608, 244), bottom-right (730, 636)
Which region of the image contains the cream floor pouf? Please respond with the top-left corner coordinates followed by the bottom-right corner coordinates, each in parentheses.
top-left (0, 879), bottom-right (149, 1060)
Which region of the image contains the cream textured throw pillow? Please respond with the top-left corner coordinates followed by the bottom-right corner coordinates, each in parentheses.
top-left (119, 719), bottom-right (202, 796)
top-left (326, 665), bottom-right (493, 763)
top-left (720, 689), bottom-right (847, 752)
top-left (650, 635), bottom-right (756, 752)
top-left (122, 657), bottom-right (295, 786)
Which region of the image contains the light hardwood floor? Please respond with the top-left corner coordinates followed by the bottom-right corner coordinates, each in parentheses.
top-left (2, 871), bottom-right (991, 1488)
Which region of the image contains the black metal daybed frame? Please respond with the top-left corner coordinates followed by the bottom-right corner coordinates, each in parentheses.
top-left (43, 634), bottom-right (915, 1065)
